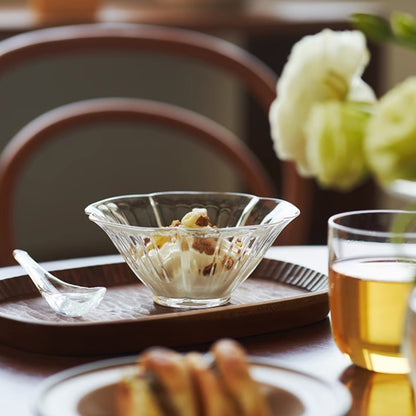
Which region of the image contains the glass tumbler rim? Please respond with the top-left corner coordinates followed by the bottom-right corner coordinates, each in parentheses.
top-left (328, 209), bottom-right (416, 239)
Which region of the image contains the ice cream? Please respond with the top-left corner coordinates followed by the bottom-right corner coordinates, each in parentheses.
top-left (131, 208), bottom-right (245, 299)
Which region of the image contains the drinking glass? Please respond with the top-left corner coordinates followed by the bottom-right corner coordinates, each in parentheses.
top-left (328, 210), bottom-right (416, 374)
top-left (403, 288), bottom-right (416, 390)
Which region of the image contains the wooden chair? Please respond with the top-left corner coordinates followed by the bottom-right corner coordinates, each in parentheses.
top-left (0, 23), bottom-right (311, 265)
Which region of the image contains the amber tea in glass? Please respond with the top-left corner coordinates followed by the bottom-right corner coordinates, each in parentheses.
top-left (328, 210), bottom-right (416, 374)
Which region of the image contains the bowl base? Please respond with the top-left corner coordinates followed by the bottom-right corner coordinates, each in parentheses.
top-left (154, 295), bottom-right (230, 309)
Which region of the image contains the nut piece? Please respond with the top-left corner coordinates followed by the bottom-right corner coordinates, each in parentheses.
top-left (192, 237), bottom-right (217, 255)
top-left (181, 208), bottom-right (210, 228)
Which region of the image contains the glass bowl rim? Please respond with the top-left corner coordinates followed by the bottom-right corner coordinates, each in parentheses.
top-left (328, 209), bottom-right (416, 239)
top-left (84, 191), bottom-right (300, 232)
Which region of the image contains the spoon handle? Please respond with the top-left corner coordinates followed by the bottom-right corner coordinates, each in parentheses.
top-left (13, 249), bottom-right (60, 296)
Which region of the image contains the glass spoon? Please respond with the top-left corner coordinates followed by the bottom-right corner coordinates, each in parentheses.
top-left (13, 249), bottom-right (106, 318)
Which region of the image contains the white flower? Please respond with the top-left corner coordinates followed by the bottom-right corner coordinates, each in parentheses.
top-left (269, 29), bottom-right (376, 176)
top-left (365, 76), bottom-right (416, 185)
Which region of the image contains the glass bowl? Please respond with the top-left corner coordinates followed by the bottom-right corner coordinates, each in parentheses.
top-left (85, 191), bottom-right (300, 308)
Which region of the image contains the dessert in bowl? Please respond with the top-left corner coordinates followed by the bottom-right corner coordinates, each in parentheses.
top-left (85, 191), bottom-right (299, 308)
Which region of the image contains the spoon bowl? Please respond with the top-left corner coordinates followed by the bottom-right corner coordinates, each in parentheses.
top-left (13, 249), bottom-right (106, 318)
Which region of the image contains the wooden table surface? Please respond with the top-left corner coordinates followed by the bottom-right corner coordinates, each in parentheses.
top-left (0, 245), bottom-right (414, 415)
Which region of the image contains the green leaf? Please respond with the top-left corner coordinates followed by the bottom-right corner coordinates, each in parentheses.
top-left (352, 11), bottom-right (416, 50)
top-left (351, 13), bottom-right (394, 43)
top-left (391, 12), bottom-right (416, 49)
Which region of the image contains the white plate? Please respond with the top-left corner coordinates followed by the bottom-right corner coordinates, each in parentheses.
top-left (34, 356), bottom-right (351, 416)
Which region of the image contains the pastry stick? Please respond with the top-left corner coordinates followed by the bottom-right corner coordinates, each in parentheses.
top-left (139, 347), bottom-right (199, 416)
top-left (186, 352), bottom-right (238, 416)
top-left (116, 367), bottom-right (164, 416)
top-left (212, 339), bottom-right (272, 416)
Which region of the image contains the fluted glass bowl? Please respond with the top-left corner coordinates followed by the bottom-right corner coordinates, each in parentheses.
top-left (85, 192), bottom-right (300, 308)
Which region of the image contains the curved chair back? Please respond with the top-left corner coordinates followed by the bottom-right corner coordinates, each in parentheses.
top-left (0, 23), bottom-right (311, 265)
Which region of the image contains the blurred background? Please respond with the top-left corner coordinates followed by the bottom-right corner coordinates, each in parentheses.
top-left (0, 0), bottom-right (414, 261)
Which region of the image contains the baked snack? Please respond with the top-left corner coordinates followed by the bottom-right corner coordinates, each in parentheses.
top-left (117, 339), bottom-right (272, 416)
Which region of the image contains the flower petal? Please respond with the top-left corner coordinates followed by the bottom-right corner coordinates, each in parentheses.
top-left (365, 76), bottom-right (416, 185)
top-left (269, 29), bottom-right (374, 176)
top-left (306, 101), bottom-right (370, 190)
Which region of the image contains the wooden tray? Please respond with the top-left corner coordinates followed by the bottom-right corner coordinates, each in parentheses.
top-left (0, 258), bottom-right (328, 355)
